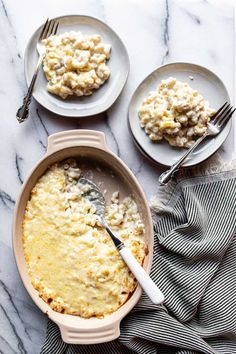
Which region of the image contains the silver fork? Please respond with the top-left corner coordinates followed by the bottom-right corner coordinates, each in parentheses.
top-left (16, 18), bottom-right (59, 123)
top-left (159, 102), bottom-right (235, 185)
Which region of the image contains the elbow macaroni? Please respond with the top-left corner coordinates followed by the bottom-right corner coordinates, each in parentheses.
top-left (42, 31), bottom-right (111, 99)
top-left (23, 160), bottom-right (146, 318)
top-left (138, 77), bottom-right (216, 148)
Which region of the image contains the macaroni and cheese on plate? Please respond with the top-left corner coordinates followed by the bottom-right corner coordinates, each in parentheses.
top-left (42, 31), bottom-right (111, 99)
top-left (139, 77), bottom-right (216, 148)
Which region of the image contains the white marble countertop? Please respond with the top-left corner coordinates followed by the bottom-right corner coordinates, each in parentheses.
top-left (0, 0), bottom-right (235, 353)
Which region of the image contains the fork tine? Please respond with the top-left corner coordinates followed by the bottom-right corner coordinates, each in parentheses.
top-left (41, 19), bottom-right (52, 40)
top-left (53, 22), bottom-right (59, 35)
top-left (39, 18), bottom-right (49, 41)
top-left (214, 102), bottom-right (228, 115)
top-left (211, 102), bottom-right (230, 123)
top-left (218, 107), bottom-right (236, 128)
top-left (47, 20), bottom-right (58, 38)
top-left (49, 21), bottom-right (56, 36)
top-left (44, 19), bottom-right (53, 38)
top-left (215, 105), bottom-right (233, 126)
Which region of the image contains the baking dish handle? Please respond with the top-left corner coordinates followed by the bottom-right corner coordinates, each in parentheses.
top-left (54, 321), bottom-right (121, 344)
top-left (46, 130), bottom-right (108, 154)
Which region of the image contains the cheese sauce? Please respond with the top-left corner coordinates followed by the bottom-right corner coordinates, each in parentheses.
top-left (23, 160), bottom-right (146, 318)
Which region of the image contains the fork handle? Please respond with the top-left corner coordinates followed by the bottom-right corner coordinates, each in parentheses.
top-left (16, 54), bottom-right (45, 123)
top-left (159, 133), bottom-right (207, 185)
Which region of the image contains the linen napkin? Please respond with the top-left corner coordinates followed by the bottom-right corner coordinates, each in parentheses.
top-left (40, 157), bottom-right (236, 354)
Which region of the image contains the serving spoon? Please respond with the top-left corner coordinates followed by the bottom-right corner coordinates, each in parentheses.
top-left (79, 177), bottom-right (165, 305)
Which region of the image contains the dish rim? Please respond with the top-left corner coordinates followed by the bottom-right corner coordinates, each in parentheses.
top-left (12, 130), bottom-right (153, 344)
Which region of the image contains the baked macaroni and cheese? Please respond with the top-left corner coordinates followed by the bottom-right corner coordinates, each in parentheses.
top-left (139, 77), bottom-right (216, 148)
top-left (22, 160), bottom-right (146, 318)
top-left (42, 31), bottom-right (111, 99)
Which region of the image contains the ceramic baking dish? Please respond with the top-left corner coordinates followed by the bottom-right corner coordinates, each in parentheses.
top-left (13, 129), bottom-right (154, 345)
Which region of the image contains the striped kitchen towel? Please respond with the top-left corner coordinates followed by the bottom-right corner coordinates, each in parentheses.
top-left (40, 159), bottom-right (236, 354)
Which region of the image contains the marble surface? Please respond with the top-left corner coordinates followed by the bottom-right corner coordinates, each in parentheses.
top-left (0, 0), bottom-right (235, 353)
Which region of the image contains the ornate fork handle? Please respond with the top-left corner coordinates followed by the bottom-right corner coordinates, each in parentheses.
top-left (159, 133), bottom-right (207, 185)
top-left (16, 53), bottom-right (45, 123)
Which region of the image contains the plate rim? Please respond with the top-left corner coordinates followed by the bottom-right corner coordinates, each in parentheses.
top-left (128, 120), bottom-right (226, 169)
top-left (24, 14), bottom-right (130, 117)
top-left (128, 61), bottom-right (231, 167)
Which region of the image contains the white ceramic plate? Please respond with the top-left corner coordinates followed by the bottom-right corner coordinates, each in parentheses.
top-left (128, 62), bottom-right (231, 167)
top-left (25, 15), bottom-right (129, 117)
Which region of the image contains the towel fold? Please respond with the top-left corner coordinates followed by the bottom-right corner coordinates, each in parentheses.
top-left (40, 161), bottom-right (236, 354)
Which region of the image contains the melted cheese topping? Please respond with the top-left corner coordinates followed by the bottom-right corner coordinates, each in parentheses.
top-left (23, 161), bottom-right (146, 318)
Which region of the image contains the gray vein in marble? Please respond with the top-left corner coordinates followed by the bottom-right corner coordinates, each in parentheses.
top-left (38, 137), bottom-right (47, 151)
top-left (162, 0), bottom-right (170, 64)
top-left (0, 280), bottom-right (31, 341)
top-left (182, 8), bottom-right (201, 24)
top-left (105, 113), bottom-right (120, 157)
top-left (36, 109), bottom-right (49, 137)
top-left (31, 108), bottom-right (49, 150)
top-left (0, 0), bottom-right (8, 21)
top-left (133, 158), bottom-right (144, 177)
top-left (0, 0), bottom-right (23, 88)
top-left (15, 153), bottom-right (23, 184)
top-left (0, 0), bottom-right (17, 42)
top-left (0, 190), bottom-right (15, 209)
top-left (0, 304), bottom-right (27, 354)
top-left (0, 334), bottom-right (17, 354)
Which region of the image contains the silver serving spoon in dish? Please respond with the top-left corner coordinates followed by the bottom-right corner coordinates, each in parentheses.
top-left (79, 177), bottom-right (165, 305)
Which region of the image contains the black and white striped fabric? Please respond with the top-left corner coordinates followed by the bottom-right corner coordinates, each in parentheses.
top-left (40, 166), bottom-right (236, 354)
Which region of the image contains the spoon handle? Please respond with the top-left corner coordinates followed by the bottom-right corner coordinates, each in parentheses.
top-left (103, 220), bottom-right (165, 304)
top-left (119, 247), bottom-right (165, 304)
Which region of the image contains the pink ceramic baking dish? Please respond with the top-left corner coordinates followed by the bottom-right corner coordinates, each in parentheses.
top-left (13, 129), bottom-right (154, 345)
